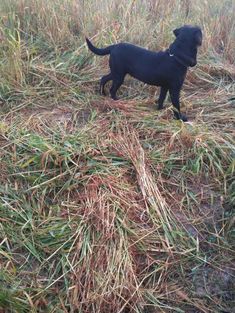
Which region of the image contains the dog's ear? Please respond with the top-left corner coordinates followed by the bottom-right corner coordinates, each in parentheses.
top-left (194, 29), bottom-right (202, 46)
top-left (173, 27), bottom-right (181, 37)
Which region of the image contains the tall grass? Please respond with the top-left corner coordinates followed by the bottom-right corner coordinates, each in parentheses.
top-left (0, 0), bottom-right (234, 312)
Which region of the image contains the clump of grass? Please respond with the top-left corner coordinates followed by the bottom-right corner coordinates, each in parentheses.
top-left (0, 0), bottom-right (234, 312)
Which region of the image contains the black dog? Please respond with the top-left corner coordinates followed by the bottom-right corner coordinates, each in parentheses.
top-left (86, 25), bottom-right (202, 121)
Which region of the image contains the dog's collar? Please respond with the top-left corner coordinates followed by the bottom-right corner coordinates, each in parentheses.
top-left (167, 49), bottom-right (189, 68)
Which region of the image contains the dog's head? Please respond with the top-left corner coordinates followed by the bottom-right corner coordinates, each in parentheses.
top-left (173, 25), bottom-right (202, 47)
top-left (172, 25), bottom-right (202, 67)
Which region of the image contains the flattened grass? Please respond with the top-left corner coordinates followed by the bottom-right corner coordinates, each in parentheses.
top-left (0, 0), bottom-right (235, 312)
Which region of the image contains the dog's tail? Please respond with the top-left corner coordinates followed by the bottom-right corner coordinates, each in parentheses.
top-left (86, 38), bottom-right (113, 56)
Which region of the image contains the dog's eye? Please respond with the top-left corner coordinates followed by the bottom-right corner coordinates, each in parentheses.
top-left (195, 31), bottom-right (202, 46)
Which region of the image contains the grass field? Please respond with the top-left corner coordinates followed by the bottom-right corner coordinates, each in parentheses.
top-left (0, 0), bottom-right (234, 312)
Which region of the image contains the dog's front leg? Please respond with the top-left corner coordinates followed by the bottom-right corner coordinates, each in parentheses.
top-left (157, 87), bottom-right (168, 110)
top-left (169, 88), bottom-right (188, 122)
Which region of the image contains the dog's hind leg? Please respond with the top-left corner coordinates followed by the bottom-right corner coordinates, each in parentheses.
top-left (157, 87), bottom-right (168, 110)
top-left (100, 73), bottom-right (112, 96)
top-left (110, 76), bottom-right (124, 100)
top-left (169, 87), bottom-right (188, 122)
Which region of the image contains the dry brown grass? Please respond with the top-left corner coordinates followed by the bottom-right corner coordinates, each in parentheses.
top-left (0, 0), bottom-right (234, 312)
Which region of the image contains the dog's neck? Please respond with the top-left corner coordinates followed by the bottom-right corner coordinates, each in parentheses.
top-left (168, 42), bottom-right (198, 68)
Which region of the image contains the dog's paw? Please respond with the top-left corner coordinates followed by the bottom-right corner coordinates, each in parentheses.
top-left (111, 96), bottom-right (119, 101)
top-left (173, 112), bottom-right (188, 122)
top-left (180, 114), bottom-right (188, 122)
top-left (157, 104), bottom-right (164, 110)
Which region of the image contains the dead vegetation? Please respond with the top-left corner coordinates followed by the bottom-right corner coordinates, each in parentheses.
top-left (0, 0), bottom-right (234, 312)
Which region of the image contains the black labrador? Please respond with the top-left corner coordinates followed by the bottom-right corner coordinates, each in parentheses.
top-left (86, 25), bottom-right (202, 121)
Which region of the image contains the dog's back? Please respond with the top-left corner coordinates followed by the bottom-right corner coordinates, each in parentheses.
top-left (87, 40), bottom-right (175, 85)
top-left (109, 44), bottom-right (173, 85)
